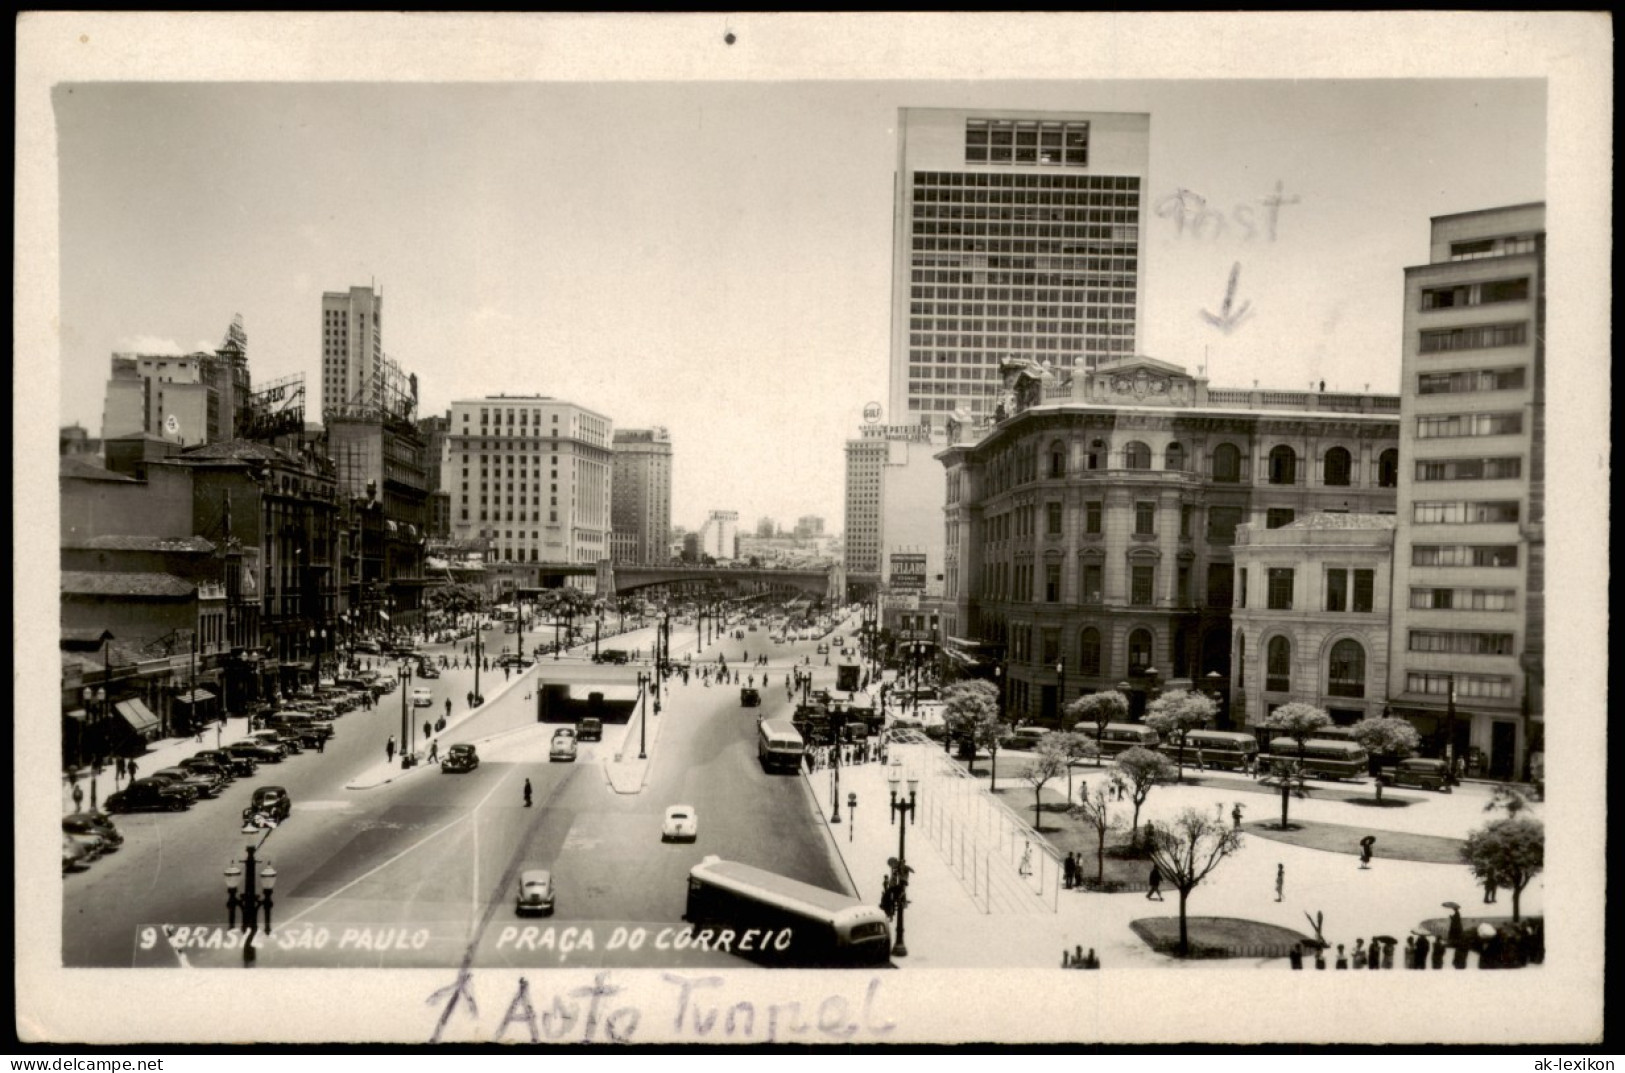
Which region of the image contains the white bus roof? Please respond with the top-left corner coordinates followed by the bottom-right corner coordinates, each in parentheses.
top-left (692, 858), bottom-right (863, 918)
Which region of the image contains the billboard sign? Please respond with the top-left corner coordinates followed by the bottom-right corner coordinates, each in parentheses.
top-left (890, 553), bottom-right (926, 591)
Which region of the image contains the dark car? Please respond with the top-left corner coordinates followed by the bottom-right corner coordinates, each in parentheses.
top-left (226, 739), bottom-right (285, 764)
top-left (740, 688), bottom-right (761, 708)
top-left (592, 649), bottom-right (630, 665)
top-left (151, 765), bottom-right (226, 798)
top-left (415, 662), bottom-right (441, 679)
top-left (106, 777), bottom-right (193, 813)
top-left (442, 743), bottom-right (480, 773)
top-left (243, 785), bottom-right (292, 825)
top-left (63, 811), bottom-right (123, 851)
top-left (192, 748), bottom-right (256, 778)
top-left (1382, 757), bottom-right (1452, 792)
top-left (270, 713), bottom-right (334, 747)
top-left (179, 756), bottom-right (238, 783)
top-left (576, 717), bottom-right (603, 742)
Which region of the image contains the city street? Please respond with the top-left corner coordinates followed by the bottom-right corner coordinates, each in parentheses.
top-left (64, 615), bottom-right (858, 969)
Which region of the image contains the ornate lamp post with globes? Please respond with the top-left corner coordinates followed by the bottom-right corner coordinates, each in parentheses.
top-left (887, 768), bottom-right (919, 958)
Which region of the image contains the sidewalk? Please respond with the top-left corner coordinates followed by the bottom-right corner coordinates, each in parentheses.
top-left (61, 714), bottom-right (261, 815)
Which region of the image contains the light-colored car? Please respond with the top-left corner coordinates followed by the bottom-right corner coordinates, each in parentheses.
top-left (662, 805), bottom-right (698, 842)
top-left (549, 736), bottom-right (578, 763)
top-left (411, 687), bottom-right (434, 708)
top-left (515, 870), bottom-right (555, 916)
top-left (552, 727), bottom-right (577, 744)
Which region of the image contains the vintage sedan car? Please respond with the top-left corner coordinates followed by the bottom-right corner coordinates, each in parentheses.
top-left (576, 717), bottom-right (603, 742)
top-left (226, 738), bottom-right (286, 764)
top-left (151, 765), bottom-right (226, 799)
top-left (740, 687), bottom-right (761, 708)
top-left (243, 785), bottom-right (292, 825)
top-left (179, 756), bottom-right (238, 784)
top-left (661, 805), bottom-right (698, 843)
top-left (1382, 757), bottom-right (1452, 792)
top-left (591, 650), bottom-right (630, 665)
top-left (549, 736), bottom-right (578, 763)
top-left (415, 662), bottom-right (441, 680)
top-left (441, 743), bottom-right (480, 773)
top-left (63, 832), bottom-right (96, 872)
top-left (192, 748), bottom-right (257, 778)
top-left (63, 811), bottom-right (124, 851)
top-left (106, 777), bottom-right (194, 813)
top-left (515, 870), bottom-right (555, 916)
top-left (411, 687), bottom-right (434, 709)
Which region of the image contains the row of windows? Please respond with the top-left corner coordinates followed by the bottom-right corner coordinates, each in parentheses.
top-left (1005, 439), bottom-right (1397, 489)
top-left (1408, 630), bottom-right (1517, 656)
top-left (1416, 413), bottom-right (1523, 439)
top-left (964, 118), bottom-right (1090, 166)
top-left (1411, 545), bottom-right (1519, 568)
top-left (1415, 457), bottom-right (1523, 481)
top-left (911, 238), bottom-right (1138, 261)
top-left (1408, 587), bottom-right (1517, 611)
top-left (1420, 277), bottom-right (1529, 310)
top-left (1417, 367), bottom-right (1526, 395)
top-left (1447, 235), bottom-right (1538, 261)
top-left (912, 312), bottom-right (1131, 331)
top-left (1412, 500), bottom-right (1520, 524)
top-left (1419, 321), bottom-right (1528, 354)
top-left (1406, 672), bottom-right (1515, 699)
top-left (910, 268), bottom-right (1136, 287)
top-left (1263, 637), bottom-right (1369, 697)
top-left (911, 286), bottom-right (1135, 306)
top-left (917, 169), bottom-right (1136, 191)
top-left (460, 509), bottom-right (559, 524)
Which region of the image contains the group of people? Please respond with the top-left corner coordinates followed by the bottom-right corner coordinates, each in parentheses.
top-left (1290, 909), bottom-right (1544, 970)
top-left (802, 737), bottom-right (886, 772)
top-left (1062, 946), bottom-right (1101, 969)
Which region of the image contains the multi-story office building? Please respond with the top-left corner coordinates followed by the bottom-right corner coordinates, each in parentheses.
top-left (889, 108), bottom-right (1150, 428)
top-left (938, 356), bottom-right (1400, 726)
top-left (418, 414), bottom-right (453, 540)
top-left (1389, 203), bottom-right (1545, 781)
top-left (1231, 513), bottom-right (1397, 729)
top-left (445, 396), bottom-right (614, 569)
top-left (844, 423), bottom-right (950, 600)
top-left (611, 427), bottom-right (673, 565)
top-left (794, 515), bottom-right (825, 539)
top-left (322, 285), bottom-right (408, 419)
top-left (100, 316), bottom-right (253, 447)
top-left (697, 510), bottom-right (739, 562)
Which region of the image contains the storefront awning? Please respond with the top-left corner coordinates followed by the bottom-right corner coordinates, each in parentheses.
top-left (115, 699), bottom-right (160, 735)
top-left (175, 688), bottom-right (216, 705)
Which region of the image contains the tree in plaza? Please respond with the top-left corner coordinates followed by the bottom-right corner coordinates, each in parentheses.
top-left (1263, 757), bottom-right (1312, 829)
top-left (1145, 808), bottom-right (1245, 956)
top-left (1068, 691), bottom-right (1128, 765)
top-left (1020, 744), bottom-right (1071, 831)
top-left (1462, 816), bottom-right (1544, 922)
top-left (942, 678), bottom-right (1000, 770)
top-left (1067, 777), bottom-right (1124, 885)
top-left (1046, 731), bottom-right (1098, 801)
top-left (1144, 690), bottom-right (1218, 781)
top-left (1348, 716), bottom-right (1423, 802)
top-left (1114, 746), bottom-right (1176, 849)
top-left (1261, 702), bottom-right (1333, 762)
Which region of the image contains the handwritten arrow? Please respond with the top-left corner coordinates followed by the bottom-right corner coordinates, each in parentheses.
top-left (1201, 262), bottom-right (1254, 333)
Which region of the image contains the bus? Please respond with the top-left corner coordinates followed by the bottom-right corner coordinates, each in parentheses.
top-left (758, 718), bottom-right (806, 773)
top-left (1185, 730), bottom-right (1259, 771)
top-left (684, 856), bottom-right (892, 967)
top-left (1263, 737), bottom-right (1370, 780)
top-left (1094, 722), bottom-right (1162, 758)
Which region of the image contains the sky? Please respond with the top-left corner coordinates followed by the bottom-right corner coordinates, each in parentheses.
top-left (53, 78), bottom-right (1545, 535)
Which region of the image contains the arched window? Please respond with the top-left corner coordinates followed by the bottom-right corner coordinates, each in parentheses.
top-left (1328, 639), bottom-right (1366, 697)
top-left (1266, 636), bottom-right (1291, 692)
top-left (1323, 446), bottom-right (1352, 487)
top-left (1079, 628), bottom-right (1101, 677)
top-left (1235, 632), bottom-right (1246, 687)
top-left (1086, 439), bottom-right (1104, 471)
top-left (1212, 442), bottom-right (1241, 482)
top-left (1128, 628), bottom-right (1153, 675)
top-left (1378, 448), bottom-right (1399, 488)
top-left (1269, 445), bottom-right (1298, 485)
top-left (1048, 440), bottom-right (1067, 479)
top-left (1165, 442), bottom-right (1185, 471)
top-left (1123, 441), bottom-right (1151, 470)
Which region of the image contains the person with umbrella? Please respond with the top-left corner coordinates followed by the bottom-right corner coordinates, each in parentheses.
top-left (1359, 835), bottom-right (1376, 869)
top-left (1444, 901), bottom-right (1465, 948)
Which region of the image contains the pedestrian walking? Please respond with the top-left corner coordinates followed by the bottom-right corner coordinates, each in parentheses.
top-left (71, 783), bottom-right (84, 811)
top-left (445, 698), bottom-right (452, 720)
top-left (1430, 936), bottom-right (1447, 969)
top-left (1445, 902), bottom-right (1465, 948)
top-left (424, 720), bottom-right (432, 743)
top-left (116, 756), bottom-right (125, 782)
top-left (386, 736), bottom-right (396, 764)
top-left (1359, 835), bottom-right (1376, 869)
top-left (1232, 803), bottom-right (1244, 830)
top-left (1147, 863), bottom-right (1164, 900)
top-left (1063, 852), bottom-right (1077, 889)
top-left (1018, 841), bottom-right (1034, 878)
top-left (1351, 938), bottom-right (1367, 969)
top-left (127, 759), bottom-right (137, 780)
top-left (467, 690), bottom-right (475, 708)
top-left (1483, 876), bottom-right (1498, 904)
top-left (315, 734), bottom-right (325, 754)
top-left (1403, 935), bottom-right (1416, 968)
top-left (523, 778), bottom-right (533, 808)
top-left (1275, 863), bottom-right (1285, 902)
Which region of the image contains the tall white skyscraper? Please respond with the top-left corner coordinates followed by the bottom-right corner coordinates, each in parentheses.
top-left (321, 285), bottom-right (385, 419)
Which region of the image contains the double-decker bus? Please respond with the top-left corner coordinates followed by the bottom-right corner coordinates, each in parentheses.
top-left (1262, 737), bottom-right (1370, 780)
top-left (757, 718), bottom-right (805, 773)
top-left (685, 856), bottom-right (892, 967)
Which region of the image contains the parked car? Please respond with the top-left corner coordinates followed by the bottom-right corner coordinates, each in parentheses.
top-left (106, 777), bottom-right (194, 813)
top-left (549, 737), bottom-right (578, 763)
top-left (251, 728), bottom-right (301, 755)
top-left (271, 713), bottom-right (335, 746)
top-left (1381, 757), bottom-right (1452, 792)
top-left (62, 811), bottom-right (123, 851)
top-left (442, 743), bottom-right (480, 773)
top-left (63, 832), bottom-right (96, 872)
top-left (415, 663), bottom-right (441, 679)
top-left (661, 805), bottom-right (698, 843)
top-left (353, 640), bottom-right (380, 655)
top-left (411, 687), bottom-right (434, 709)
top-left (592, 649), bottom-right (630, 665)
top-left (515, 870), bottom-right (556, 916)
top-left (151, 765), bottom-right (226, 799)
top-left (179, 756), bottom-right (238, 783)
top-left (192, 748), bottom-right (256, 778)
top-left (243, 785), bottom-right (292, 825)
top-left (226, 739), bottom-right (285, 764)
top-left (576, 717), bottom-right (603, 742)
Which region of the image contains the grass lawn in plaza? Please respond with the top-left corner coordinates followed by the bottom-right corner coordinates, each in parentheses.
top-left (1130, 917), bottom-right (1316, 959)
top-left (1243, 819), bottom-right (1466, 864)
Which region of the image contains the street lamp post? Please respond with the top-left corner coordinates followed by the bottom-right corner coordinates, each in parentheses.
top-left (1055, 657), bottom-right (1067, 726)
top-left (887, 769), bottom-right (919, 958)
top-left (847, 792), bottom-right (857, 842)
top-left (637, 672), bottom-right (649, 759)
top-left (399, 661), bottom-right (413, 765)
top-left (829, 733), bottom-right (842, 825)
top-left (473, 617), bottom-right (483, 705)
top-left (224, 843), bottom-right (278, 966)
